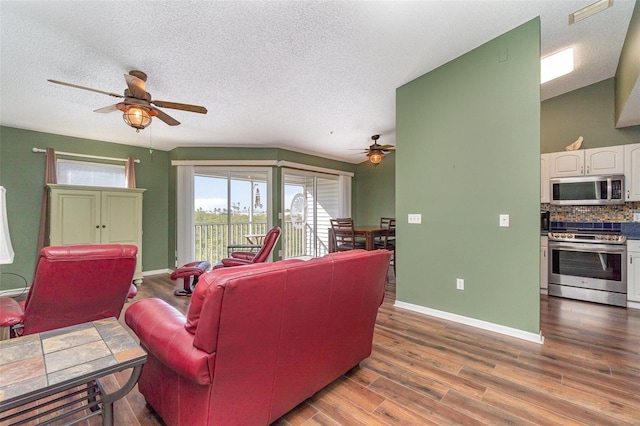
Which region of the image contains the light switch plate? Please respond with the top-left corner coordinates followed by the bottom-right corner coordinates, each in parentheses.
top-left (408, 214), bottom-right (422, 224)
top-left (499, 214), bottom-right (510, 227)
top-left (634, 213), bottom-right (640, 222)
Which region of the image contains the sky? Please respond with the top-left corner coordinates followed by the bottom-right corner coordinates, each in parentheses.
top-left (194, 175), bottom-right (302, 213)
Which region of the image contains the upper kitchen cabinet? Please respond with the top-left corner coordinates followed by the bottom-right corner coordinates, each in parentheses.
top-left (549, 146), bottom-right (624, 178)
top-left (624, 143), bottom-right (640, 201)
top-left (541, 153), bottom-right (550, 203)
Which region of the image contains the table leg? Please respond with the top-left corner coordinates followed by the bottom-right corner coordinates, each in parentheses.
top-left (100, 364), bottom-right (144, 426)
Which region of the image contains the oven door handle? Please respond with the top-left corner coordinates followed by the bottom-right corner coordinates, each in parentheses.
top-left (548, 241), bottom-right (627, 253)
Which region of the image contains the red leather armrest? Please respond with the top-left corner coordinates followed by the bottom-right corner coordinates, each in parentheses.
top-left (229, 251), bottom-right (255, 261)
top-left (221, 257), bottom-right (253, 267)
top-left (0, 298), bottom-right (24, 327)
top-left (124, 298), bottom-right (214, 385)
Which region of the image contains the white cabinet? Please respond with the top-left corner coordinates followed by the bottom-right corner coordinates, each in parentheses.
top-left (540, 236), bottom-right (548, 294)
top-left (549, 146), bottom-right (624, 178)
top-left (49, 185), bottom-right (145, 283)
top-left (627, 241), bottom-right (640, 309)
top-left (541, 153), bottom-right (550, 203)
top-left (624, 143), bottom-right (640, 201)
top-left (549, 151), bottom-right (584, 177)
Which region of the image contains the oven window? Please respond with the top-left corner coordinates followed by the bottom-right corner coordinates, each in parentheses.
top-left (551, 248), bottom-right (622, 281)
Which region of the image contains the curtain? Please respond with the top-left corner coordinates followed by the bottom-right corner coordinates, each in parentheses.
top-left (37, 148), bottom-right (57, 254)
top-left (125, 157), bottom-right (137, 188)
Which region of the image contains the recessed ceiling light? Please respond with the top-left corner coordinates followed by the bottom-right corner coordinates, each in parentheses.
top-left (569, 0), bottom-right (614, 25)
top-left (541, 48), bottom-right (574, 84)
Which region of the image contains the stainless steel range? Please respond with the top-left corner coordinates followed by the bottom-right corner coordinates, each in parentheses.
top-left (548, 230), bottom-right (627, 307)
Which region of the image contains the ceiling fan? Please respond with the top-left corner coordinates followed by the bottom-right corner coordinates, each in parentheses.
top-left (360, 135), bottom-right (395, 165)
top-left (48, 70), bottom-right (207, 132)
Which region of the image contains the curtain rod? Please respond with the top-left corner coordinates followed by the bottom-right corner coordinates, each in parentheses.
top-left (32, 148), bottom-right (141, 164)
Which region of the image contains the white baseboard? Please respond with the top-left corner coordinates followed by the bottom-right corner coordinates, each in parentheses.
top-left (628, 300), bottom-right (640, 310)
top-left (142, 268), bottom-right (172, 276)
top-left (393, 300), bottom-right (544, 344)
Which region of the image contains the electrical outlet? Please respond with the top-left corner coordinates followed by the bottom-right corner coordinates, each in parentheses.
top-left (456, 278), bottom-right (464, 290)
top-left (408, 214), bottom-right (422, 224)
top-left (634, 213), bottom-right (640, 222)
top-left (499, 214), bottom-right (510, 227)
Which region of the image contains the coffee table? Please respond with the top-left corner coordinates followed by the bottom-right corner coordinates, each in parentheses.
top-left (0, 318), bottom-right (147, 426)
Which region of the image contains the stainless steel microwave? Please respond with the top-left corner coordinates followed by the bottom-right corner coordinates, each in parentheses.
top-left (550, 175), bottom-right (624, 205)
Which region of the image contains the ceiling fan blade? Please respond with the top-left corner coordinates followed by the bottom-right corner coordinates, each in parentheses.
top-left (93, 104), bottom-right (120, 113)
top-left (124, 73), bottom-right (147, 99)
top-left (378, 144), bottom-right (395, 150)
top-left (382, 148), bottom-right (396, 152)
top-left (152, 100), bottom-right (208, 114)
top-left (150, 106), bottom-right (180, 126)
top-left (48, 79), bottom-right (123, 98)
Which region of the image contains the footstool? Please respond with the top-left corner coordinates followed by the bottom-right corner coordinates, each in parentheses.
top-left (171, 261), bottom-right (211, 296)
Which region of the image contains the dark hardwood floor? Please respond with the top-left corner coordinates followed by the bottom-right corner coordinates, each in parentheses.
top-left (6, 271), bottom-right (640, 425)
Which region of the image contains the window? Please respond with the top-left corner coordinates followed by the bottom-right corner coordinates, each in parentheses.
top-left (57, 159), bottom-right (126, 187)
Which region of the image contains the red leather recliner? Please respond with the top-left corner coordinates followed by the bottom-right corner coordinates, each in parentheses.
top-left (125, 249), bottom-right (391, 426)
top-left (213, 225), bottom-right (281, 269)
top-left (0, 244), bottom-right (138, 337)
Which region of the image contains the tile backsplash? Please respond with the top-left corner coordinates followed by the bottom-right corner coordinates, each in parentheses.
top-left (541, 202), bottom-right (640, 222)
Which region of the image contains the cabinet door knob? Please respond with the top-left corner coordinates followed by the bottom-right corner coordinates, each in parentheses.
top-left (102, 225), bottom-right (106, 228)
top-left (95, 225), bottom-right (99, 229)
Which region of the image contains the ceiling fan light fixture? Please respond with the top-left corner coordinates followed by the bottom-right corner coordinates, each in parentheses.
top-left (122, 105), bottom-right (152, 132)
top-left (368, 150), bottom-right (385, 165)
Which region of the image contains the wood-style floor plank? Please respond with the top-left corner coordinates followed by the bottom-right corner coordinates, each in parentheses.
top-left (5, 270), bottom-right (640, 425)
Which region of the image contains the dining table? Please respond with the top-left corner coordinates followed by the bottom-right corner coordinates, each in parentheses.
top-left (328, 224), bottom-right (389, 252)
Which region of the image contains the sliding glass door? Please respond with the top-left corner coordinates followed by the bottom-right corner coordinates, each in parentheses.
top-left (177, 167), bottom-right (271, 266)
top-left (282, 169), bottom-right (343, 258)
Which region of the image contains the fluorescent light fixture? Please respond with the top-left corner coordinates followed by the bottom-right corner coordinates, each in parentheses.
top-left (541, 48), bottom-right (574, 84)
top-left (569, 0), bottom-right (613, 25)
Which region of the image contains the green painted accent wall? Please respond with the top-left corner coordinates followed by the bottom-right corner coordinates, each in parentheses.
top-left (0, 126), bottom-right (170, 290)
top-left (355, 154), bottom-right (395, 225)
top-left (616, 0), bottom-right (640, 123)
top-left (396, 19), bottom-right (541, 334)
top-left (541, 78), bottom-right (640, 154)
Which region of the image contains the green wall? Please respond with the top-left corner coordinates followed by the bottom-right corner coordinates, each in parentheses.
top-left (396, 19), bottom-right (541, 334)
top-left (616, 0), bottom-right (640, 124)
top-left (0, 126), bottom-right (357, 290)
top-left (354, 154), bottom-right (395, 225)
top-left (541, 78), bottom-right (640, 153)
top-left (0, 126), bottom-right (170, 290)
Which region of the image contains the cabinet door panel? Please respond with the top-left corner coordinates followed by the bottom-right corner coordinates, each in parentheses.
top-left (549, 151), bottom-right (584, 177)
top-left (50, 191), bottom-right (100, 245)
top-left (101, 192), bottom-right (142, 245)
top-left (624, 143), bottom-right (640, 201)
top-left (586, 146), bottom-right (624, 175)
top-left (628, 252), bottom-right (640, 303)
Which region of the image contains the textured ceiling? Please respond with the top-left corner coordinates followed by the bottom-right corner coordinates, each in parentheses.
top-left (0, 1), bottom-right (636, 163)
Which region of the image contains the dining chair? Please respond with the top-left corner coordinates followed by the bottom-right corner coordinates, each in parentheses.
top-left (375, 218), bottom-right (396, 275)
top-left (330, 218), bottom-right (366, 252)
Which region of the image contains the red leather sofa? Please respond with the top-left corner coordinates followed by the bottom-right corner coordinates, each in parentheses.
top-left (125, 249), bottom-right (391, 425)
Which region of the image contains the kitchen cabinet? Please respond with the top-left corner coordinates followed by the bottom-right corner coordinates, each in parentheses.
top-left (49, 184), bottom-right (145, 283)
top-left (627, 240), bottom-right (640, 309)
top-left (624, 143), bottom-right (640, 201)
top-left (549, 146), bottom-right (624, 178)
top-left (541, 153), bottom-right (550, 203)
top-left (540, 236), bottom-right (548, 294)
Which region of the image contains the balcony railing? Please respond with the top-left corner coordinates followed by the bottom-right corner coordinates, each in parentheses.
top-left (194, 221), bottom-right (326, 264)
